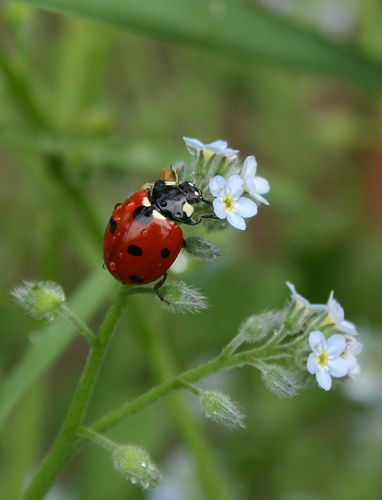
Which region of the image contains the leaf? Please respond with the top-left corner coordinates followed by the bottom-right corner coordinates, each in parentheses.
top-left (0, 125), bottom-right (176, 174)
top-left (13, 0), bottom-right (382, 89)
top-left (0, 270), bottom-right (117, 429)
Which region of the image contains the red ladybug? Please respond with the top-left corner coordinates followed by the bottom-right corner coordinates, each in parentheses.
top-left (103, 172), bottom-right (212, 299)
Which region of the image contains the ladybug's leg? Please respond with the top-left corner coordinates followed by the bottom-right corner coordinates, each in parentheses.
top-left (186, 214), bottom-right (219, 226)
top-left (153, 272), bottom-right (170, 304)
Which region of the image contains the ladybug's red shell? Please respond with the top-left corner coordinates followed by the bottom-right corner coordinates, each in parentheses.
top-left (103, 190), bottom-right (184, 285)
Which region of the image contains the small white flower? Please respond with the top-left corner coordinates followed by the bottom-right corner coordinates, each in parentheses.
top-left (343, 337), bottom-right (363, 379)
top-left (183, 136), bottom-right (239, 161)
top-left (209, 174), bottom-right (257, 230)
top-left (286, 282), bottom-right (326, 314)
top-left (307, 330), bottom-right (349, 391)
top-left (323, 291), bottom-right (358, 336)
top-left (241, 156), bottom-right (270, 205)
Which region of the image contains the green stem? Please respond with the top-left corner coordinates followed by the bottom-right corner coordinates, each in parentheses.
top-left (59, 304), bottom-right (97, 345)
top-left (79, 427), bottom-right (116, 453)
top-left (25, 347), bottom-right (254, 497)
top-left (129, 303), bottom-right (230, 500)
top-left (92, 349), bottom-right (253, 434)
top-left (22, 287), bottom-right (127, 500)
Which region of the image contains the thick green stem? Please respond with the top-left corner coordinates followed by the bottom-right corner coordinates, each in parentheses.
top-left (22, 287), bottom-right (127, 500)
top-left (129, 303), bottom-right (231, 500)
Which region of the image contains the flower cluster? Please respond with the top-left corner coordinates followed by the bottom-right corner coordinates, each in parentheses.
top-left (287, 283), bottom-right (362, 391)
top-left (183, 137), bottom-right (270, 231)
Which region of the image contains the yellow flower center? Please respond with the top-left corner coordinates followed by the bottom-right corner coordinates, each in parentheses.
top-left (322, 314), bottom-right (335, 326)
top-left (317, 351), bottom-right (328, 369)
top-left (222, 194), bottom-right (235, 212)
top-left (202, 150), bottom-right (214, 161)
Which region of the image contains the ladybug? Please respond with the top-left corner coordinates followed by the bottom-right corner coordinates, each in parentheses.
top-left (103, 169), bottom-right (213, 300)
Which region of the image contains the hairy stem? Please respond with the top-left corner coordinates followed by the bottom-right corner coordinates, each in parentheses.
top-left (23, 287), bottom-right (127, 500)
top-left (129, 303), bottom-right (230, 500)
top-left (59, 304), bottom-right (97, 345)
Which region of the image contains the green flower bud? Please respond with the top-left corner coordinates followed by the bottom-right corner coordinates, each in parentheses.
top-left (112, 445), bottom-right (161, 489)
top-left (11, 281), bottom-right (65, 322)
top-left (158, 281), bottom-right (207, 314)
top-left (184, 236), bottom-right (221, 261)
top-left (239, 311), bottom-right (283, 344)
top-left (256, 362), bottom-right (302, 398)
top-left (200, 391), bottom-right (245, 429)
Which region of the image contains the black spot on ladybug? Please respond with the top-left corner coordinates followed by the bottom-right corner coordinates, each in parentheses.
top-left (109, 218), bottom-right (117, 234)
top-left (161, 248), bottom-right (171, 259)
top-left (114, 202), bottom-right (122, 209)
top-left (129, 275), bottom-right (144, 284)
top-left (133, 206), bottom-right (153, 225)
top-left (127, 245), bottom-right (143, 256)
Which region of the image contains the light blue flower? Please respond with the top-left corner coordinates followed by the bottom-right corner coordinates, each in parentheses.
top-left (183, 136), bottom-right (239, 161)
top-left (209, 174), bottom-right (257, 230)
top-left (307, 330), bottom-right (349, 391)
top-left (241, 156), bottom-right (270, 205)
top-left (323, 291), bottom-right (358, 336)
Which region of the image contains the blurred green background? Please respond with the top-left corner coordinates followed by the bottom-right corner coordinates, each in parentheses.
top-left (1, 0), bottom-right (382, 499)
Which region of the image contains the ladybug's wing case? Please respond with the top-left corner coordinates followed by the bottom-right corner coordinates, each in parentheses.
top-left (103, 190), bottom-right (184, 285)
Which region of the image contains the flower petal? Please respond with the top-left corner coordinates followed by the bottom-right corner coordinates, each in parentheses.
top-left (183, 136), bottom-right (203, 154)
top-left (328, 357), bottom-right (348, 378)
top-left (316, 369), bottom-right (332, 391)
top-left (206, 140), bottom-right (228, 152)
top-left (235, 197), bottom-right (258, 218)
top-left (341, 320), bottom-right (358, 336)
top-left (309, 330), bottom-right (326, 352)
top-left (307, 353), bottom-right (317, 374)
top-left (227, 212), bottom-right (246, 230)
top-left (253, 192), bottom-right (270, 206)
top-left (254, 176), bottom-right (270, 195)
top-left (213, 198), bottom-right (227, 220)
top-left (226, 175), bottom-right (244, 198)
top-left (242, 155), bottom-right (257, 178)
top-left (327, 334), bottom-right (346, 357)
top-left (209, 176), bottom-right (226, 197)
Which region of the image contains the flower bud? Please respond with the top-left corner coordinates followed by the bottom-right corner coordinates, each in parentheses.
top-left (200, 391), bottom-right (245, 429)
top-left (11, 281), bottom-right (65, 322)
top-left (158, 281), bottom-right (207, 313)
top-left (257, 362), bottom-right (301, 398)
top-left (184, 236), bottom-right (221, 261)
top-left (112, 445), bottom-right (161, 489)
top-left (239, 311), bottom-right (283, 344)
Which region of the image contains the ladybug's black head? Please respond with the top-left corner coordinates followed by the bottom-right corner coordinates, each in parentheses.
top-left (149, 179), bottom-right (206, 224)
top-left (178, 181), bottom-right (203, 205)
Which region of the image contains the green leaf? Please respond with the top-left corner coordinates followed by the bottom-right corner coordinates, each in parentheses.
top-left (183, 236), bottom-right (221, 261)
top-left (0, 270), bottom-right (117, 429)
top-left (13, 0), bottom-right (382, 89)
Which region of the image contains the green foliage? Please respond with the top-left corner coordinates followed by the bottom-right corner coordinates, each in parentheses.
top-left (15, 0), bottom-right (382, 88)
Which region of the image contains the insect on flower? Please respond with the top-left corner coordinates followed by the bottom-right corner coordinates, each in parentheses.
top-left (103, 168), bottom-right (215, 301)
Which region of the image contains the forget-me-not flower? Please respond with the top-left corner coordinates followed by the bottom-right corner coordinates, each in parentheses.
top-left (307, 330), bottom-right (349, 391)
top-left (209, 174), bottom-right (257, 230)
top-left (183, 137), bottom-right (239, 161)
top-left (241, 156), bottom-right (270, 205)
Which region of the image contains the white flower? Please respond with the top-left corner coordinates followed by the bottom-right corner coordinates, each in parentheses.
top-left (183, 136), bottom-right (239, 161)
top-left (343, 337), bottom-right (363, 379)
top-left (323, 291), bottom-right (358, 336)
top-left (241, 156), bottom-right (270, 205)
top-left (286, 282), bottom-right (326, 313)
top-left (209, 175), bottom-right (257, 230)
top-left (307, 331), bottom-right (349, 391)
